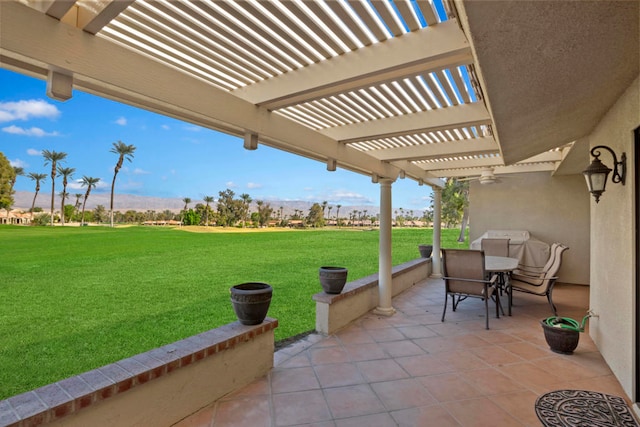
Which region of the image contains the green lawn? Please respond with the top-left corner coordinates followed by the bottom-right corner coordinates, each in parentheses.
top-left (0, 225), bottom-right (468, 399)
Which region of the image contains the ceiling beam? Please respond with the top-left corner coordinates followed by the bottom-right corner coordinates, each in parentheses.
top-left (324, 102), bottom-right (490, 142)
top-left (36, 0), bottom-right (76, 19)
top-left (415, 156), bottom-right (504, 171)
top-left (365, 137), bottom-right (498, 161)
top-left (434, 162), bottom-right (559, 178)
top-left (233, 19), bottom-right (472, 110)
top-left (0, 1), bottom-right (420, 184)
top-left (78, 0), bottom-right (134, 34)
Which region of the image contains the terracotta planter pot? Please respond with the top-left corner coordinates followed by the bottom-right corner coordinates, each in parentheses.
top-left (541, 319), bottom-right (580, 354)
top-left (319, 266), bottom-right (348, 294)
top-left (230, 282), bottom-right (272, 325)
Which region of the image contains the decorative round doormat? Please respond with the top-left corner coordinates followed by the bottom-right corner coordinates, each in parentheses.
top-left (535, 390), bottom-right (639, 427)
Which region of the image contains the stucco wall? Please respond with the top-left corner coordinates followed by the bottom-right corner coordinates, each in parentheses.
top-left (468, 172), bottom-right (590, 285)
top-left (588, 75), bottom-right (639, 400)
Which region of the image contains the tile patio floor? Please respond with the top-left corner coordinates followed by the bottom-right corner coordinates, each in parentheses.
top-left (175, 279), bottom-right (633, 427)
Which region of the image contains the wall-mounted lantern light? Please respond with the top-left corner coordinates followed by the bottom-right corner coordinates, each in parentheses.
top-left (582, 145), bottom-right (626, 203)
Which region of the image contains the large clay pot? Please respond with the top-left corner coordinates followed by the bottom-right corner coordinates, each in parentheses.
top-left (319, 266), bottom-right (348, 294)
top-left (230, 282), bottom-right (272, 325)
top-left (418, 244), bottom-right (433, 258)
top-left (541, 319), bottom-right (580, 354)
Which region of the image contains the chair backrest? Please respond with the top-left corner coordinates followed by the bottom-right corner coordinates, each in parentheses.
top-left (442, 249), bottom-right (487, 295)
top-left (481, 238), bottom-right (510, 257)
top-left (539, 242), bottom-right (560, 272)
top-left (543, 244), bottom-right (569, 280)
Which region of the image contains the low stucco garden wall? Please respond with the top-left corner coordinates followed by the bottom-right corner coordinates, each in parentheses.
top-left (313, 258), bottom-right (432, 335)
top-left (0, 319), bottom-right (277, 427)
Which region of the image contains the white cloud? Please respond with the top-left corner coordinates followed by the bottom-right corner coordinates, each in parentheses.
top-left (247, 182), bottom-right (262, 189)
top-left (27, 148), bottom-right (41, 156)
top-left (303, 187), bottom-right (313, 191)
top-left (161, 124), bottom-right (170, 130)
top-left (68, 179), bottom-right (108, 191)
top-left (10, 158), bottom-right (28, 168)
top-left (226, 181), bottom-right (237, 188)
top-left (115, 117), bottom-right (127, 126)
top-left (0, 99), bottom-right (60, 123)
top-left (184, 125), bottom-right (201, 132)
top-left (323, 190), bottom-right (374, 205)
top-left (2, 125), bottom-right (59, 137)
top-left (133, 168), bottom-right (150, 175)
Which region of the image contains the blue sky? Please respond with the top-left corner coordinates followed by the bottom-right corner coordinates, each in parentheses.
top-left (0, 68), bottom-right (434, 210)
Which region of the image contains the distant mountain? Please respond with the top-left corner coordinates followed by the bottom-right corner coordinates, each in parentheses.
top-left (11, 191), bottom-right (381, 217)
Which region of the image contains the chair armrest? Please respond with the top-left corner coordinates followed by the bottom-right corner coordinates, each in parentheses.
top-left (514, 265), bottom-right (544, 276)
top-left (443, 276), bottom-right (496, 284)
top-left (511, 270), bottom-right (543, 280)
top-left (511, 275), bottom-right (558, 287)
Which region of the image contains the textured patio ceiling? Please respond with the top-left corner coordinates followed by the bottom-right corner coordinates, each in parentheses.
top-left (1, 0), bottom-right (637, 186)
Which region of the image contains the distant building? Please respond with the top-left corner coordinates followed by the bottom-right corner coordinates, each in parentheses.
top-left (0, 209), bottom-right (32, 225)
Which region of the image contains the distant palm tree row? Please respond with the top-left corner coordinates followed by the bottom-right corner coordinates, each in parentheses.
top-left (10, 141), bottom-right (136, 227)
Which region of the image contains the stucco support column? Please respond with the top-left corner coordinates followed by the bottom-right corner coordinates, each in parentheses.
top-left (374, 178), bottom-right (396, 317)
top-left (431, 187), bottom-right (443, 278)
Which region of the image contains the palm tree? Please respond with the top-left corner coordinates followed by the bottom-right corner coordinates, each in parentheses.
top-left (42, 150), bottom-right (67, 226)
top-left (240, 193), bottom-right (252, 227)
top-left (336, 204), bottom-right (341, 228)
top-left (182, 197), bottom-right (191, 211)
top-left (181, 197), bottom-right (191, 226)
top-left (57, 166), bottom-right (75, 226)
top-left (80, 176), bottom-right (100, 226)
top-left (203, 195), bottom-right (215, 227)
top-left (6, 166), bottom-right (24, 219)
top-left (27, 172), bottom-right (47, 216)
top-left (321, 201), bottom-right (328, 217)
top-left (327, 206), bottom-right (333, 225)
top-left (74, 193), bottom-right (83, 220)
top-left (109, 141), bottom-right (136, 227)
top-left (58, 190), bottom-right (68, 223)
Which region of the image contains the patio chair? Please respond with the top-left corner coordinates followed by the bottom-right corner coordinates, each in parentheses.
top-left (507, 244), bottom-right (569, 316)
top-left (481, 238), bottom-right (510, 257)
top-left (442, 249), bottom-right (501, 330)
top-left (512, 242), bottom-right (560, 279)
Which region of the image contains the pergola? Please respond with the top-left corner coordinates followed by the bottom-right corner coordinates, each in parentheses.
top-left (1, 0), bottom-right (637, 313)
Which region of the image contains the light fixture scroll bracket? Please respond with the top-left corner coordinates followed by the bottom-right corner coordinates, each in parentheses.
top-left (591, 145), bottom-right (626, 185)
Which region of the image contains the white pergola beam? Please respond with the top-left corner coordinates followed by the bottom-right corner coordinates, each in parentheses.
top-left (46, 69), bottom-right (73, 101)
top-left (0, 1), bottom-right (408, 182)
top-left (326, 102), bottom-right (490, 143)
top-left (390, 160), bottom-right (444, 187)
top-left (233, 20), bottom-right (472, 110)
top-left (367, 137), bottom-right (497, 162)
top-left (78, 0), bottom-right (135, 34)
top-left (32, 0), bottom-right (76, 19)
top-left (436, 162), bottom-right (559, 178)
top-left (417, 156), bottom-right (503, 171)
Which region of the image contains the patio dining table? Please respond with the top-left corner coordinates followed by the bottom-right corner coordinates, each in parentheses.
top-left (485, 255), bottom-right (519, 274)
top-left (485, 256), bottom-right (519, 316)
